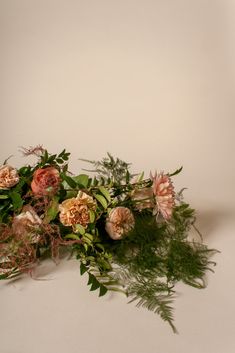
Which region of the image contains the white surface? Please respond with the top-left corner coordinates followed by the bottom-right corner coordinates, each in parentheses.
top-left (1, 1), bottom-right (235, 352)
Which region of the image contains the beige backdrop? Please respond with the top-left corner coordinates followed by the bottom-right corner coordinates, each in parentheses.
top-left (1, 1), bottom-right (235, 352)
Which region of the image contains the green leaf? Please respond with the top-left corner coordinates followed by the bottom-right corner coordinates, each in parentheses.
top-left (41, 150), bottom-right (48, 164)
top-left (92, 177), bottom-right (98, 186)
top-left (61, 173), bottom-right (77, 188)
top-left (87, 273), bottom-right (94, 285)
top-left (73, 174), bottom-right (89, 188)
top-left (98, 186), bottom-right (111, 202)
top-left (0, 195), bottom-right (8, 199)
top-left (9, 191), bottom-right (23, 210)
top-left (64, 233), bottom-right (81, 240)
top-left (90, 277), bottom-right (100, 291)
top-left (84, 233), bottom-right (93, 242)
top-left (58, 149), bottom-right (66, 158)
top-left (93, 194), bottom-right (108, 209)
top-left (169, 166), bottom-right (183, 177)
top-left (44, 197), bottom-right (59, 223)
top-left (98, 258), bottom-right (112, 271)
top-left (75, 224), bottom-right (86, 235)
top-left (126, 170), bottom-right (130, 183)
top-left (99, 284), bottom-right (108, 297)
top-left (56, 158), bottom-right (64, 164)
top-left (80, 263), bottom-right (88, 275)
top-left (137, 171), bottom-right (144, 182)
top-left (95, 243), bottom-right (105, 252)
top-left (89, 209), bottom-right (96, 223)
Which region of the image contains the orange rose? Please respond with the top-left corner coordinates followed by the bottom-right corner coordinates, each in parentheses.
top-left (31, 167), bottom-right (60, 196)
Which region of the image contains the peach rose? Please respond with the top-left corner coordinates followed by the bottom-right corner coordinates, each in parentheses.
top-left (31, 167), bottom-right (60, 196)
top-left (0, 165), bottom-right (19, 189)
top-left (105, 207), bottom-right (135, 240)
top-left (59, 191), bottom-right (96, 230)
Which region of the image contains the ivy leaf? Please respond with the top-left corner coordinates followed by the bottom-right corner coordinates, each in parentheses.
top-left (93, 194), bottom-right (108, 209)
top-left (98, 186), bottom-right (111, 202)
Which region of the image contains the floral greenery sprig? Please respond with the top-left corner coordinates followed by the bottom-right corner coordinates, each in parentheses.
top-left (0, 147), bottom-right (217, 332)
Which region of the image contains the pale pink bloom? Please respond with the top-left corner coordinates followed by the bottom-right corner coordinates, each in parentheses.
top-left (105, 207), bottom-right (135, 240)
top-left (151, 172), bottom-right (175, 220)
top-left (0, 165), bottom-right (19, 189)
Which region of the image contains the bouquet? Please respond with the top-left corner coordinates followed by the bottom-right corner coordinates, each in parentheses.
top-left (0, 146), bottom-right (217, 332)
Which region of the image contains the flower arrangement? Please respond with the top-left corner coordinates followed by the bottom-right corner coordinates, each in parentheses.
top-left (0, 146), bottom-right (217, 332)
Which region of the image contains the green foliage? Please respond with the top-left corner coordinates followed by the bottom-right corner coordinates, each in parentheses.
top-left (40, 149), bottom-right (70, 167)
top-left (0, 148), bottom-right (218, 333)
top-left (44, 197), bottom-right (59, 223)
top-left (169, 166), bottom-right (183, 177)
top-left (80, 153), bottom-right (132, 185)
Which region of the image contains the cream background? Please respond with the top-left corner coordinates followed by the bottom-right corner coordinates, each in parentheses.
top-left (0, 0), bottom-right (235, 352)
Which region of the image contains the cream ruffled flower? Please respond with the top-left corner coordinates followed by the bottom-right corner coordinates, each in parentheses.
top-left (0, 165), bottom-right (19, 189)
top-left (59, 191), bottom-right (96, 230)
top-left (105, 207), bottom-right (135, 240)
top-left (12, 205), bottom-right (42, 242)
top-left (151, 172), bottom-right (175, 220)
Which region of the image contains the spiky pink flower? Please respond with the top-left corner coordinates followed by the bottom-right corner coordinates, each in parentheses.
top-left (151, 172), bottom-right (175, 220)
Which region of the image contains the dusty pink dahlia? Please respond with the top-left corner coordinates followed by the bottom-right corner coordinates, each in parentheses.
top-left (151, 172), bottom-right (175, 220)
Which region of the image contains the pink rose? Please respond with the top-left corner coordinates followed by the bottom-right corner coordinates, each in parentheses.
top-left (31, 167), bottom-right (60, 196)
